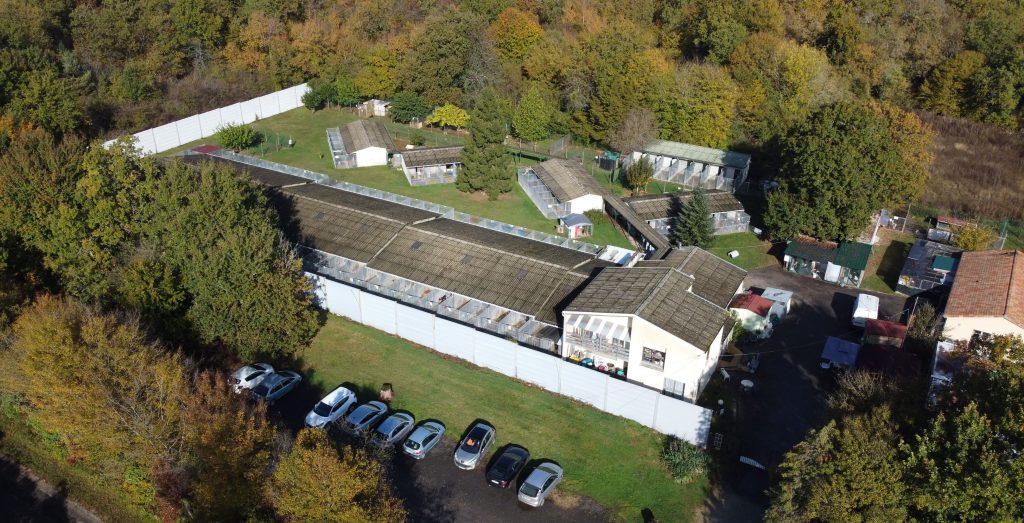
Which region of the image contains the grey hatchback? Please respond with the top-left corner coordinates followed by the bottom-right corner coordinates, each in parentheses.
top-left (453, 422), bottom-right (495, 470)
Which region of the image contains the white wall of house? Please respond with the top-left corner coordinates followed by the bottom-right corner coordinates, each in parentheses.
top-left (628, 317), bottom-right (714, 402)
top-left (942, 315), bottom-right (1024, 341)
top-left (567, 194), bottom-right (604, 214)
top-left (354, 146), bottom-right (388, 167)
top-left (730, 308), bottom-right (769, 333)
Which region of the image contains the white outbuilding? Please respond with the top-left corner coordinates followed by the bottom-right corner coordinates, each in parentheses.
top-left (326, 120), bottom-right (396, 169)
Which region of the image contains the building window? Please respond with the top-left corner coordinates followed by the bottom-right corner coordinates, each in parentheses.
top-left (664, 378), bottom-right (685, 399)
top-left (641, 347), bottom-right (666, 370)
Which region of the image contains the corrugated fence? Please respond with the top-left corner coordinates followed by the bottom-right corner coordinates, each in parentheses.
top-left (103, 84), bottom-right (310, 155)
top-left (308, 272), bottom-right (713, 447)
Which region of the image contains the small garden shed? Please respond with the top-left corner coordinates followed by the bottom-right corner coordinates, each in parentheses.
top-left (784, 238), bottom-right (872, 288)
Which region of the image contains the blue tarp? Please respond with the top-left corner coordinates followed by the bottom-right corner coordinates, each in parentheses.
top-left (821, 336), bottom-right (861, 367)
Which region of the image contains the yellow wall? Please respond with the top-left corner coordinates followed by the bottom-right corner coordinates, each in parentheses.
top-left (942, 315), bottom-right (1024, 342)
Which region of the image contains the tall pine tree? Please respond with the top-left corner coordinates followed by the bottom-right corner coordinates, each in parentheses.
top-left (458, 86), bottom-right (510, 200)
top-left (672, 188), bottom-right (714, 248)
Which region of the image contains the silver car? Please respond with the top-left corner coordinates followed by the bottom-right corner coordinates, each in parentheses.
top-left (342, 401), bottom-right (389, 436)
top-left (453, 422), bottom-right (495, 470)
top-left (304, 386), bottom-right (357, 428)
top-left (250, 370), bottom-right (301, 404)
top-left (232, 363), bottom-right (274, 393)
top-left (402, 421), bottom-right (446, 459)
top-left (371, 412), bottom-right (415, 447)
top-left (518, 463), bottom-right (563, 507)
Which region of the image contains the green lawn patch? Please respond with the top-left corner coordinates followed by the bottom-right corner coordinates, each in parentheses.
top-left (301, 315), bottom-right (708, 522)
top-left (159, 108), bottom-right (635, 248)
top-left (861, 235), bottom-right (913, 294)
top-left (706, 232), bottom-right (778, 270)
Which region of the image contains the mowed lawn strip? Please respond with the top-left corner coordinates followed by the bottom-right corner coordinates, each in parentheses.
top-left (706, 232), bottom-right (778, 270)
top-left (302, 315), bottom-right (708, 522)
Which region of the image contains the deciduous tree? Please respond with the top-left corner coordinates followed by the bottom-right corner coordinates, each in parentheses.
top-left (952, 223), bottom-right (999, 251)
top-left (512, 82), bottom-right (553, 141)
top-left (425, 102), bottom-right (469, 130)
top-left (387, 91), bottom-right (429, 123)
top-left (625, 157), bottom-right (654, 195)
top-left (489, 8), bottom-right (543, 62)
top-left (268, 429), bottom-right (406, 522)
top-left (216, 123), bottom-right (260, 152)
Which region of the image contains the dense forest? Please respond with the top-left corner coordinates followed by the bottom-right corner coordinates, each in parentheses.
top-left (2, 0), bottom-right (1022, 149)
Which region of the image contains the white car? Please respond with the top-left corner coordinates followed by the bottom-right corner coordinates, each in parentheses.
top-left (342, 401), bottom-right (389, 436)
top-left (250, 370), bottom-right (301, 404)
top-left (232, 363), bottom-right (274, 393)
top-left (403, 421), bottom-right (446, 459)
top-left (304, 386), bottom-right (358, 428)
top-left (371, 412), bottom-right (416, 447)
top-left (518, 463), bottom-right (563, 507)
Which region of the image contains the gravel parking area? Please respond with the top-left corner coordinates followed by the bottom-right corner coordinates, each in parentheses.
top-left (700, 266), bottom-right (909, 522)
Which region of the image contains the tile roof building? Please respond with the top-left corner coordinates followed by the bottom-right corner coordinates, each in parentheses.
top-left (327, 120), bottom-right (395, 168)
top-left (942, 250), bottom-right (1024, 341)
top-left (518, 158), bottom-right (606, 219)
top-left (623, 139), bottom-right (751, 193)
top-left (397, 146), bottom-right (463, 186)
top-left (185, 149), bottom-right (745, 401)
top-left (622, 191), bottom-right (750, 238)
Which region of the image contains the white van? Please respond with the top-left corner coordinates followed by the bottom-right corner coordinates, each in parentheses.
top-left (852, 293), bottom-right (879, 327)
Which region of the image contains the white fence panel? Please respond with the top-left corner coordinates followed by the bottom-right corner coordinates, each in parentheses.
top-left (653, 396), bottom-right (712, 447)
top-left (133, 130), bottom-right (158, 155)
top-left (515, 347), bottom-right (561, 391)
top-left (396, 305), bottom-right (435, 349)
top-left (176, 115), bottom-right (203, 144)
top-left (361, 293), bottom-right (397, 334)
top-left (473, 331), bottom-right (517, 376)
top-left (220, 103), bottom-right (244, 126)
top-left (150, 123), bottom-right (181, 153)
top-left (434, 318), bottom-right (476, 361)
top-left (239, 99), bottom-right (262, 123)
top-left (557, 361), bottom-right (607, 409)
top-left (307, 273), bottom-right (362, 322)
top-left (198, 108), bottom-right (222, 137)
top-left (258, 92), bottom-right (281, 116)
top-left (605, 378), bottom-right (659, 427)
top-left (283, 84), bottom-right (306, 109)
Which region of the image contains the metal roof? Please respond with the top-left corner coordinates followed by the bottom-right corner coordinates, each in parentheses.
top-left (622, 191), bottom-right (744, 221)
top-left (401, 146), bottom-right (463, 168)
top-left (531, 158), bottom-right (604, 202)
top-left (784, 239), bottom-right (872, 271)
top-left (564, 266), bottom-right (730, 350)
top-left (340, 119), bottom-right (396, 152)
top-left (641, 139), bottom-right (751, 170)
top-left (276, 192), bottom-right (409, 262)
top-left (821, 336), bottom-right (861, 366)
top-left (560, 213), bottom-right (592, 227)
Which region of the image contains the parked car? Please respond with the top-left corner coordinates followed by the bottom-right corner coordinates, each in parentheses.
top-left (232, 363), bottom-right (274, 393)
top-left (402, 421), bottom-right (446, 459)
top-left (518, 463), bottom-right (563, 507)
top-left (250, 370), bottom-right (301, 404)
top-left (454, 422), bottom-right (496, 470)
top-left (852, 293), bottom-right (879, 327)
top-left (342, 401), bottom-right (389, 436)
top-left (371, 412), bottom-right (415, 447)
top-left (304, 386), bottom-right (358, 428)
top-left (486, 445), bottom-right (530, 488)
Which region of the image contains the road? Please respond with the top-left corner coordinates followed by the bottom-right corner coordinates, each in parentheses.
top-left (0, 456), bottom-right (103, 523)
top-left (697, 266), bottom-right (909, 522)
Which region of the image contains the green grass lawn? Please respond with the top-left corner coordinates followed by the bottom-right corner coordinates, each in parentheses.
top-left (706, 232), bottom-right (778, 270)
top-left (161, 107), bottom-right (635, 247)
top-left (861, 232), bottom-right (914, 294)
top-left (301, 316), bottom-right (708, 522)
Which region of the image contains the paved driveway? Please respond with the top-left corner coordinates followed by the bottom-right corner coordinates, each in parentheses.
top-left (700, 266), bottom-right (909, 522)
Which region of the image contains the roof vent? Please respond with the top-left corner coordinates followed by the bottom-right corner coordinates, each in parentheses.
top-left (411, 240), bottom-right (423, 250)
top-left (462, 254), bottom-right (474, 264)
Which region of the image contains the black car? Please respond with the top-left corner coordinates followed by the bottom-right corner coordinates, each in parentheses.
top-left (485, 445), bottom-right (530, 488)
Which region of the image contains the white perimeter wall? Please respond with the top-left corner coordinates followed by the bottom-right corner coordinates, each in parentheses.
top-left (104, 84), bottom-right (310, 155)
top-left (307, 272), bottom-right (712, 447)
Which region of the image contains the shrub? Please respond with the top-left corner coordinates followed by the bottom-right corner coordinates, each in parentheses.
top-left (216, 123), bottom-right (260, 152)
top-left (661, 437), bottom-right (709, 484)
top-left (409, 130), bottom-right (426, 146)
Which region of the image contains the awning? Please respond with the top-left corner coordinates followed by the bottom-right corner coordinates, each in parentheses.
top-left (610, 323), bottom-right (630, 343)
